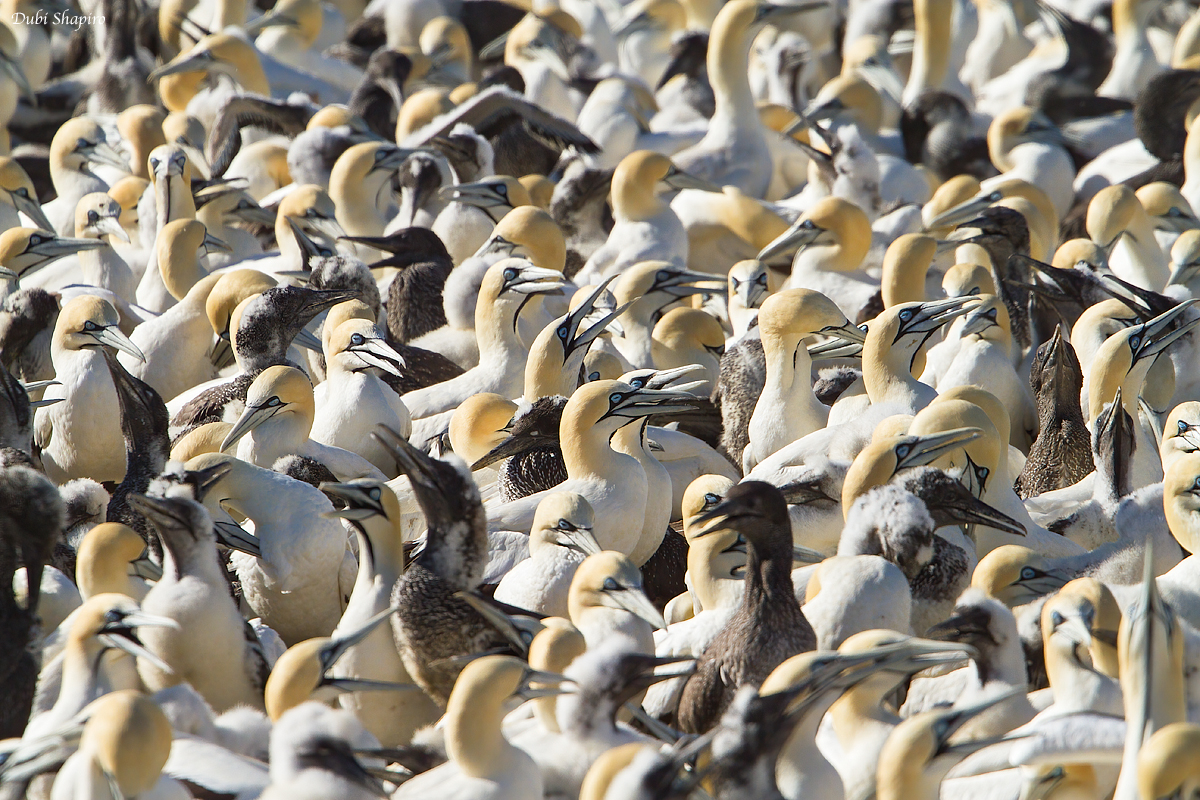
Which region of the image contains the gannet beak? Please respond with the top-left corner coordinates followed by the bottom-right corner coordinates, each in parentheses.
top-left (1131, 301), bottom-right (1200, 363)
top-left (896, 427), bottom-right (984, 469)
top-left (321, 605), bottom-right (398, 672)
top-left (556, 275), bottom-right (620, 356)
top-left (98, 612), bottom-right (180, 675)
top-left (933, 687), bottom-right (1025, 755)
top-left (221, 399), bottom-right (286, 451)
top-left (201, 230), bottom-right (233, 255)
top-left (348, 335), bottom-right (407, 377)
top-left (524, 39), bottom-right (572, 82)
top-left (662, 165), bottom-right (722, 193)
top-left (149, 48), bottom-right (216, 81)
top-left (93, 214), bottom-right (131, 244)
top-left (88, 324), bottom-right (146, 362)
top-left (552, 521), bottom-right (603, 555)
top-left (470, 428), bottom-right (543, 471)
top-left (923, 192), bottom-right (1001, 232)
top-left (440, 181), bottom-right (511, 209)
top-left (926, 480), bottom-right (1026, 537)
top-left (808, 327), bottom-right (867, 358)
top-left (757, 219), bottom-right (825, 262)
top-left (455, 589), bottom-right (542, 655)
top-left (130, 549), bottom-right (164, 581)
top-left (500, 264), bottom-right (569, 296)
top-left (30, 232), bottom-right (107, 260)
top-left (242, 7), bottom-right (292, 34)
top-left (210, 333), bottom-right (235, 368)
top-left (212, 515), bottom-right (263, 558)
top-left (517, 667), bottom-right (576, 701)
top-left (608, 586), bottom-right (668, 630)
top-left (0, 266), bottom-right (17, 281)
top-left (287, 216), bottom-right (337, 261)
top-left (651, 267), bottom-right (727, 297)
top-left (0, 51), bottom-right (34, 102)
top-left (604, 387), bottom-right (700, 420)
top-left (230, 200), bottom-right (276, 226)
top-left (959, 303), bottom-right (1001, 338)
top-left (902, 296), bottom-right (981, 338)
top-left (478, 234), bottom-right (518, 259)
top-left (1167, 260), bottom-right (1200, 287)
top-left (9, 190), bottom-right (54, 233)
top-left (371, 146), bottom-right (412, 174)
top-left (83, 140), bottom-right (132, 172)
top-left (319, 480), bottom-right (389, 520)
top-left (792, 544), bottom-right (825, 564)
top-left (292, 326), bottom-right (324, 353)
top-left (1019, 766), bottom-right (1067, 800)
top-left (611, 10), bottom-right (651, 38)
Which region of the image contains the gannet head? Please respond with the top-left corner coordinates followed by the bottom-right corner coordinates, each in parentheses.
top-left (278, 184), bottom-right (344, 247)
top-left (54, 295), bottom-right (144, 360)
top-left (727, 259), bottom-right (774, 312)
top-left (841, 425), bottom-right (984, 512)
top-left (614, 260), bottom-right (726, 325)
top-left (325, 318), bottom-right (406, 378)
top-left (148, 31), bottom-right (262, 87)
top-left (957, 294), bottom-right (1010, 342)
top-left (74, 193), bottom-right (130, 243)
top-left (987, 107), bottom-right (1061, 172)
top-left (1086, 184), bottom-right (1142, 253)
top-left (1137, 723), bottom-right (1200, 800)
top-left (221, 365), bottom-right (315, 452)
top-left (1137, 182), bottom-right (1198, 234)
top-left (439, 176), bottom-right (532, 218)
top-left (758, 287), bottom-right (863, 344)
top-left (909, 398), bottom-right (999, 498)
top-left (448, 392), bottom-right (517, 465)
top-left (0, 157), bottom-right (53, 231)
top-left (807, 73), bottom-right (883, 133)
top-left (880, 234), bottom-right (936, 308)
top-left (76, 522), bottom-right (159, 599)
top-left (1169, 229), bottom-right (1200, 287)
top-left (530, 491), bottom-right (600, 557)
top-left (68, 593), bottom-right (179, 674)
top-left (650, 307), bottom-right (726, 384)
top-left (569, 551), bottom-right (667, 630)
top-left (265, 606), bottom-right (412, 721)
top-left (477, 206), bottom-right (567, 272)
top-left (971, 545), bottom-right (1069, 606)
top-left (1164, 452), bottom-right (1200, 553)
top-left (50, 117), bottom-right (130, 175)
top-left (757, 197), bottom-right (871, 271)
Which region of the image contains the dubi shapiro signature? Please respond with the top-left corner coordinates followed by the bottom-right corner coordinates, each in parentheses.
top-left (11, 11), bottom-right (104, 29)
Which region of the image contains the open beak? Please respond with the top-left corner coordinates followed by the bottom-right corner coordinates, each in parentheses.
top-left (287, 216), bottom-right (337, 262)
top-left (471, 428), bottom-right (544, 471)
top-left (99, 612), bottom-right (181, 675)
top-left (1130, 301), bottom-right (1200, 364)
top-left (130, 550), bottom-right (163, 581)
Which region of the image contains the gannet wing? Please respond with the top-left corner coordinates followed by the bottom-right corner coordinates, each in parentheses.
top-left (207, 94), bottom-right (316, 178)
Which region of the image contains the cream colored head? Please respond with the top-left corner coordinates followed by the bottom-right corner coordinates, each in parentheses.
top-left (76, 523), bottom-right (147, 601)
top-left (264, 637), bottom-right (331, 720)
top-left (527, 619), bottom-right (586, 733)
top-left (170, 421), bottom-right (233, 462)
top-left (579, 743), bottom-right (651, 800)
top-left (970, 544), bottom-right (1067, 606)
top-left (795, 197), bottom-right (872, 272)
top-left (683, 474), bottom-right (735, 532)
top-left (1163, 401), bottom-right (1200, 471)
top-left (987, 107), bottom-right (1059, 172)
top-left (1165, 452), bottom-right (1200, 554)
top-left (1052, 238), bottom-right (1108, 271)
top-left (757, 287), bottom-right (853, 341)
top-left (907, 398), bottom-right (1000, 495)
top-left (811, 73), bottom-right (883, 134)
top-left (530, 491), bottom-right (599, 557)
top-left (1138, 723), bottom-right (1200, 800)
top-left (940, 262), bottom-right (995, 297)
top-left (51, 117), bottom-right (126, 174)
top-left (243, 364), bottom-right (315, 424)
top-left (489, 206), bottom-right (566, 271)
top-left (1138, 182), bottom-right (1197, 228)
top-left (1059, 576), bottom-right (1121, 678)
top-left (933, 385), bottom-right (1011, 459)
top-left (107, 176), bottom-right (149, 234)
top-left (583, 349), bottom-right (623, 382)
top-left (53, 295), bottom-right (124, 353)
top-left (520, 174), bottom-right (554, 209)
top-left (449, 393), bottom-right (517, 465)
top-left (882, 234), bottom-right (935, 308)
top-left (395, 88), bottom-right (453, 140)
top-left (205, 269), bottom-right (276, 338)
top-left (81, 690), bottom-right (173, 798)
top-left (117, 106), bottom-right (167, 181)
top-left (1086, 184), bottom-right (1144, 250)
top-left (923, 176), bottom-right (981, 232)
top-left (74, 192), bottom-right (127, 243)
top-left (568, 550), bottom-right (665, 630)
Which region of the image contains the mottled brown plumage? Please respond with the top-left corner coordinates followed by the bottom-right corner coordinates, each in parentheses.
top-left (1016, 327), bottom-right (1093, 497)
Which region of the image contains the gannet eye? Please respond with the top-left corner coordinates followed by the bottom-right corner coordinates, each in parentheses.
top-left (15, 187), bottom-right (27, 197)
top-left (82, 320), bottom-right (100, 332)
top-left (1179, 420), bottom-right (1189, 434)
top-left (1050, 610), bottom-right (1065, 627)
top-left (265, 397), bottom-right (283, 407)
top-left (496, 184), bottom-right (508, 198)
top-left (503, 268), bottom-right (518, 282)
top-left (755, 273), bottom-right (767, 285)
top-left (1129, 335), bottom-right (1140, 350)
top-left (557, 519), bottom-right (572, 530)
top-left (103, 608), bottom-right (123, 625)
top-left (587, 371), bottom-right (600, 381)
top-left (985, 308), bottom-right (998, 321)
top-left (557, 325), bottom-right (569, 340)
top-left (76, 138), bottom-right (89, 150)
top-left (800, 219), bottom-right (815, 229)
top-left (350, 333), bottom-right (366, 346)
top-left (602, 577), bottom-right (619, 591)
top-left (87, 210), bottom-right (99, 225)
top-left (656, 270), bottom-right (671, 282)
top-left (975, 465), bottom-right (990, 482)
top-left (630, 377), bottom-right (647, 388)
top-left (895, 443), bottom-right (911, 459)
top-left (703, 492), bottom-right (720, 507)
top-left (898, 309), bottom-right (913, 322)
top-left (731, 278), bottom-right (741, 289)
top-left (1020, 566), bottom-right (1037, 580)
top-left (609, 392), bottom-right (624, 405)
top-left (368, 487), bottom-right (381, 500)
top-left (29, 234), bottom-right (42, 245)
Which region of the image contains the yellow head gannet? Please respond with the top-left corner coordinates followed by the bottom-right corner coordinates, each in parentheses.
top-left (609, 259), bottom-right (725, 369)
top-left (75, 522), bottom-right (156, 602)
top-left (760, 196), bottom-right (876, 322)
top-left (568, 550), bottom-right (666, 654)
top-left (311, 318), bottom-right (410, 476)
top-left (1086, 183), bottom-right (1170, 291)
top-left (433, 176), bottom-right (533, 265)
top-left (35, 295), bottom-right (145, 484)
top-left (221, 364), bottom-right (386, 480)
top-left (649, 307), bottom-right (725, 395)
top-left (494, 491), bottom-right (600, 617)
top-left (43, 117), bottom-right (130, 235)
top-left (985, 107), bottom-right (1075, 219)
top-left (583, 150), bottom-right (718, 279)
top-left (745, 288), bottom-right (864, 471)
top-left (329, 142), bottom-right (409, 244)
top-left (725, 258), bottom-right (779, 337)
top-left (0, 156), bottom-right (53, 232)
top-left (402, 258), bottom-right (567, 420)
top-left (72, 192), bottom-right (135, 303)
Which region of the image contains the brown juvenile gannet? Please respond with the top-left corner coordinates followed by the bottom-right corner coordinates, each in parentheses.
top-left (677, 481), bottom-right (815, 733)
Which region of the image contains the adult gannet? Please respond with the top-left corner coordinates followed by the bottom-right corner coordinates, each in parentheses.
top-left (65, 192), bottom-right (136, 303)
top-left (222, 365), bottom-right (385, 480)
top-left (649, 307), bottom-right (724, 394)
top-left (131, 490), bottom-right (268, 712)
top-left (393, 655), bottom-right (567, 800)
top-left (42, 117), bottom-right (131, 236)
top-left (493, 492), bottom-right (601, 617)
top-left (725, 258), bottom-right (779, 338)
top-left (677, 481), bottom-right (814, 733)
top-left (402, 258), bottom-right (566, 421)
top-left (567, 550), bottom-right (666, 654)
top-left (0, 157), bottom-right (54, 232)
top-left (608, 260), bottom-right (725, 369)
top-left (582, 150), bottom-right (717, 279)
top-left (244, 0), bottom-right (365, 90)
top-left (311, 318), bottom-right (410, 476)
top-left (74, 522), bottom-right (155, 604)
top-left (982, 107), bottom-right (1076, 220)
top-left (328, 142), bottom-right (409, 246)
top-left (759, 196), bottom-right (876, 322)
top-left (374, 428), bottom-right (512, 706)
top-left (319, 478), bottom-right (441, 744)
top-left (34, 295), bottom-right (145, 485)
top-left (672, 0), bottom-right (823, 197)
top-left (744, 288), bottom-right (864, 471)
top-left (1137, 723), bottom-right (1200, 799)
top-left (1086, 183), bottom-right (1171, 291)
top-left (485, 381), bottom-right (696, 552)
top-left (194, 186), bottom-right (271, 266)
